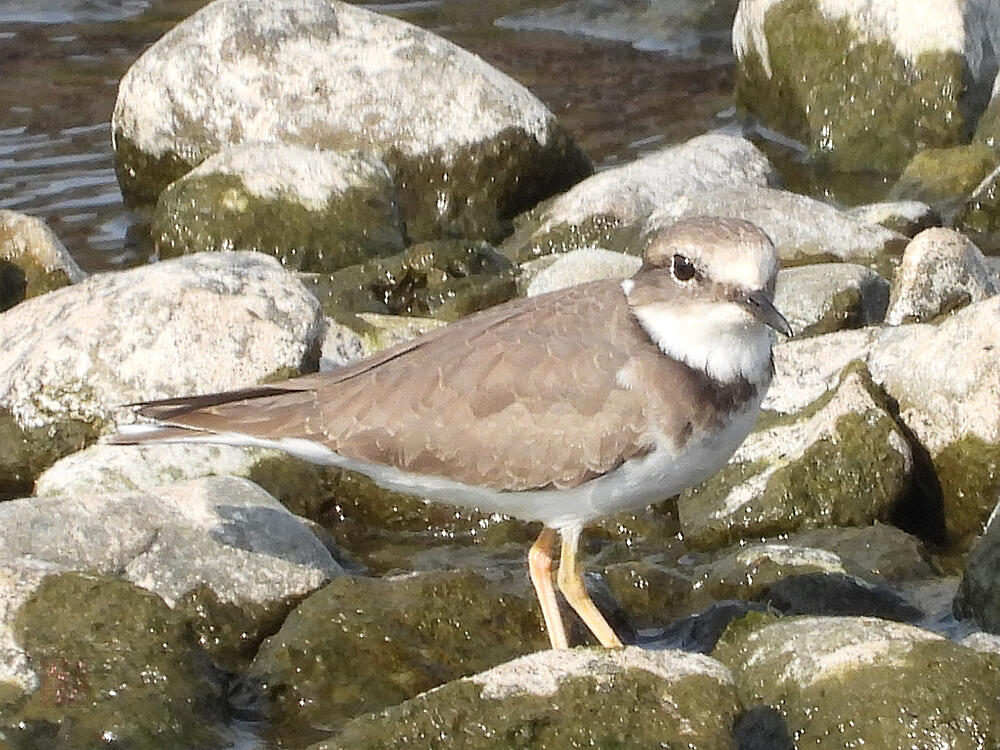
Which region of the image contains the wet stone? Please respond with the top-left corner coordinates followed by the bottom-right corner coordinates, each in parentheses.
top-left (153, 144), bottom-right (406, 273)
top-left (4, 572), bottom-right (227, 750)
top-left (678, 364), bottom-right (913, 551)
top-left (955, 505), bottom-right (1000, 634)
top-left (847, 200), bottom-right (940, 238)
top-left (310, 647), bottom-right (740, 750)
top-left (889, 144), bottom-right (998, 220)
top-left (714, 614), bottom-right (1000, 750)
top-left (301, 240), bottom-right (516, 323)
top-left (248, 568), bottom-right (550, 743)
top-left (760, 571), bottom-right (924, 622)
top-left (0, 210), bottom-right (85, 312)
top-left (774, 262), bottom-right (889, 337)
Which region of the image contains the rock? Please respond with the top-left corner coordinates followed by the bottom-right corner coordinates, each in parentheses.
top-left (312, 647), bottom-right (739, 750)
top-left (319, 317), bottom-right (365, 370)
top-left (774, 262), bottom-right (889, 337)
top-left (783, 524), bottom-right (937, 583)
top-left (112, 0), bottom-right (591, 241)
top-left (886, 228), bottom-right (999, 324)
top-left (1, 476), bottom-right (342, 669)
top-left (0, 209), bottom-right (85, 312)
top-left (301, 239), bottom-right (516, 322)
top-left (0, 251), bottom-right (323, 498)
top-left (152, 144), bottom-right (406, 272)
top-left (248, 569), bottom-right (550, 739)
top-left (497, 0), bottom-right (739, 53)
top-left (733, 0), bottom-right (998, 172)
top-left (353, 313), bottom-right (448, 357)
top-left (953, 157), bottom-right (1000, 253)
top-left (650, 186), bottom-right (907, 267)
top-left (889, 143), bottom-right (998, 217)
top-left (501, 133), bottom-right (777, 263)
top-left (679, 364), bottom-right (913, 550)
top-left (525, 247), bottom-right (641, 297)
top-left (2, 572), bottom-right (228, 750)
top-left (761, 571), bottom-right (924, 622)
top-left (0, 557), bottom-right (64, 700)
top-left (714, 614), bottom-right (1000, 749)
top-left (847, 200), bottom-right (939, 238)
top-left (955, 504), bottom-right (1000, 634)
top-left (658, 601), bottom-right (771, 653)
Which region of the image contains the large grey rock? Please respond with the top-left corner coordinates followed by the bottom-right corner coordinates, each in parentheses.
top-left (886, 227), bottom-right (999, 324)
top-left (955, 503), bottom-right (1000, 634)
top-left (112, 0), bottom-right (590, 241)
top-left (774, 263), bottom-right (889, 337)
top-left (733, 0), bottom-right (1000, 171)
top-left (650, 186), bottom-right (906, 265)
top-left (0, 209), bottom-right (85, 312)
top-left (152, 143), bottom-right (406, 272)
top-left (314, 647), bottom-right (739, 750)
top-left (679, 365), bottom-right (912, 550)
top-left (847, 200), bottom-right (939, 237)
top-left (714, 615), bottom-right (1000, 749)
top-left (0, 251), bottom-right (323, 497)
top-left (502, 133), bottom-right (777, 263)
top-left (524, 247), bottom-right (641, 297)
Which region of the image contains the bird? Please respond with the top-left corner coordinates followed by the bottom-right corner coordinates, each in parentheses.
top-left (110, 216), bottom-right (791, 650)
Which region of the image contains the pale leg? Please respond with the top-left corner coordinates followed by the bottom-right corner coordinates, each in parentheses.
top-left (528, 526), bottom-right (569, 649)
top-left (556, 524), bottom-right (623, 648)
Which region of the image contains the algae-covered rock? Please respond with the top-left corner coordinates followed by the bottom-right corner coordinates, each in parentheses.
top-left (955, 505), bottom-right (1000, 634)
top-left (847, 200), bottom-right (939, 238)
top-left (249, 569), bottom-right (550, 741)
top-left (953, 152), bottom-right (1000, 253)
top-left (774, 262), bottom-right (889, 337)
top-left (784, 524), bottom-right (936, 583)
top-left (889, 143), bottom-right (998, 218)
top-left (112, 0), bottom-right (590, 240)
top-left (734, 0), bottom-right (990, 172)
top-left (501, 133), bottom-right (777, 263)
top-left (0, 210), bottom-right (85, 312)
top-left (650, 185), bottom-right (907, 268)
top-left (886, 227), bottom-right (998, 324)
top-left (524, 247), bottom-right (641, 297)
top-left (0, 251), bottom-right (323, 497)
top-left (0, 477), bottom-right (341, 669)
top-left (312, 647), bottom-right (739, 750)
top-left (714, 614), bottom-right (1000, 750)
top-left (4, 572), bottom-right (227, 750)
top-left (153, 144), bottom-right (405, 272)
top-left (679, 364), bottom-right (912, 550)
top-left (302, 240), bottom-right (516, 322)
top-left (761, 571), bottom-right (923, 622)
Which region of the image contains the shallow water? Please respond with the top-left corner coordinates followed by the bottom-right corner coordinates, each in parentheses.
top-left (0, 0), bottom-right (736, 272)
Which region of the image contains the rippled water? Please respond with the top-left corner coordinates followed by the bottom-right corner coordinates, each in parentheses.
top-left (0, 0), bottom-right (736, 272)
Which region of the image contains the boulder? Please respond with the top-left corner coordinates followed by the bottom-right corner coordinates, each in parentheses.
top-left (774, 262), bottom-right (889, 337)
top-left (524, 247), bottom-right (641, 297)
top-left (954, 504), bottom-right (1000, 633)
top-left (112, 0), bottom-right (591, 240)
top-left (0, 209), bottom-right (85, 312)
top-left (0, 251), bottom-right (323, 498)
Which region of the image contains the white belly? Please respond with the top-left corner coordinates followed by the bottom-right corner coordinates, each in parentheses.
top-left (195, 399), bottom-right (761, 530)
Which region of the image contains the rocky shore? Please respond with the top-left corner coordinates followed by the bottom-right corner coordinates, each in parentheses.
top-left (3, 0), bottom-right (1000, 748)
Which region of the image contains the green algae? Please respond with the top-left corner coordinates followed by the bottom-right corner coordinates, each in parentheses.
top-left (0, 258), bottom-right (71, 312)
top-left (302, 240), bottom-right (516, 322)
top-left (889, 143), bottom-right (998, 219)
top-left (249, 570), bottom-right (549, 741)
top-left (600, 561), bottom-right (695, 629)
top-left (933, 436), bottom-right (1000, 546)
top-left (113, 133), bottom-right (200, 208)
top-left (6, 572), bottom-right (226, 750)
top-left (736, 0), bottom-right (967, 173)
top-left (0, 409), bottom-right (97, 500)
top-left (500, 210), bottom-right (644, 265)
top-left (387, 123), bottom-right (591, 244)
top-left (713, 615), bottom-right (1000, 750)
top-left (153, 171), bottom-right (406, 273)
top-left (315, 666), bottom-right (738, 750)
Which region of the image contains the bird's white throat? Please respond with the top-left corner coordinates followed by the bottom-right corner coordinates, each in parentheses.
top-left (629, 295), bottom-right (774, 386)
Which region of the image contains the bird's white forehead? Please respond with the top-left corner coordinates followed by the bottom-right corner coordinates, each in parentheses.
top-left (705, 247), bottom-right (778, 291)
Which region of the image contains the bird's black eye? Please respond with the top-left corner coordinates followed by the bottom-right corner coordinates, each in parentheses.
top-left (671, 254), bottom-right (696, 282)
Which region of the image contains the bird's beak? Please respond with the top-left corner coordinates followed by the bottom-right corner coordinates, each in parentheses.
top-left (743, 290), bottom-right (793, 337)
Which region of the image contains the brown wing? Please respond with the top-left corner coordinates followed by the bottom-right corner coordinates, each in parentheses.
top-left (132, 282), bottom-right (659, 491)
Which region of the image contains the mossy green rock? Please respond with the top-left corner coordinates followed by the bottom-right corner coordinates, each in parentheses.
top-left (311, 647), bottom-right (739, 750)
top-left (889, 144), bottom-right (998, 219)
top-left (735, 0), bottom-right (967, 172)
top-left (249, 569), bottom-right (549, 743)
top-left (153, 145), bottom-right (406, 272)
top-left (955, 506), bottom-right (1000, 633)
top-left (679, 365), bottom-right (912, 551)
top-left (933, 437), bottom-right (1000, 547)
top-left (714, 614), bottom-right (1000, 749)
top-left (302, 240), bottom-right (516, 323)
top-left (4, 572), bottom-right (226, 750)
top-left (0, 210), bottom-right (85, 312)
top-left (0, 409), bottom-right (96, 500)
top-left (954, 162), bottom-right (1000, 254)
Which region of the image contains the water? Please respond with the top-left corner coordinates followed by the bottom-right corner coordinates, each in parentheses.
top-left (0, 0), bottom-right (736, 272)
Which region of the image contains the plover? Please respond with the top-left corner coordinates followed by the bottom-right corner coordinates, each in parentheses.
top-left (111, 216), bottom-right (791, 650)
